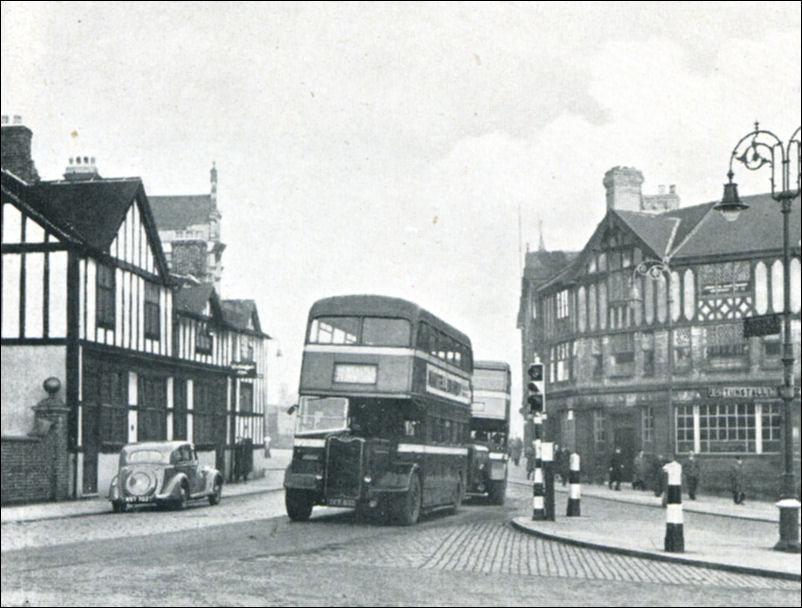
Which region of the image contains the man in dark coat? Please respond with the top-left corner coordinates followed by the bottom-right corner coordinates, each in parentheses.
top-left (608, 446), bottom-right (625, 490)
top-left (729, 455), bottom-right (745, 504)
top-left (684, 452), bottom-right (700, 500)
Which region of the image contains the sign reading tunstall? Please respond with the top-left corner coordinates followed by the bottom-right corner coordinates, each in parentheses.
top-left (706, 386), bottom-right (779, 399)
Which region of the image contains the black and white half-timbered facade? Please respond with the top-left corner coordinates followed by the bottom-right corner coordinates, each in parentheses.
top-left (2, 137), bottom-right (270, 498)
top-left (518, 166), bottom-right (801, 496)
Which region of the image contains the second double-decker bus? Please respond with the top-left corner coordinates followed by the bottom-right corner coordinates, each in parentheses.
top-left (466, 360), bottom-right (511, 504)
top-left (283, 295), bottom-right (473, 525)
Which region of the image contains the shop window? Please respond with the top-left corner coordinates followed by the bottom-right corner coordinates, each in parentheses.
top-left (698, 403), bottom-right (755, 453)
top-left (675, 405), bottom-right (694, 453)
top-left (761, 403), bottom-right (781, 453)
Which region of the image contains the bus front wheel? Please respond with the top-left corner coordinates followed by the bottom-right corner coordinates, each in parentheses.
top-left (488, 480), bottom-right (506, 505)
top-left (395, 474), bottom-right (421, 526)
top-left (285, 489), bottom-right (314, 522)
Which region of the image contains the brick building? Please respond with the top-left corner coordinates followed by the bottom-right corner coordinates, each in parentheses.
top-left (518, 167), bottom-right (801, 497)
top-left (148, 165), bottom-right (225, 291)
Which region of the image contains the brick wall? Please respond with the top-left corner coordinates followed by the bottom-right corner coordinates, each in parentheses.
top-left (1, 402), bottom-right (69, 505)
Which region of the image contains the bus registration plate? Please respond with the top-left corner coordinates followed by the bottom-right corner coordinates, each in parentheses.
top-left (328, 497), bottom-right (357, 508)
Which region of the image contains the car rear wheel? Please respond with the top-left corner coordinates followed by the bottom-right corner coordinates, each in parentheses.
top-left (285, 489), bottom-right (314, 521)
top-left (394, 474), bottom-right (422, 526)
top-left (209, 478), bottom-right (222, 506)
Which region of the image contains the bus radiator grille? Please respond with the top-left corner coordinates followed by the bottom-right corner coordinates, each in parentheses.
top-left (326, 438), bottom-right (363, 499)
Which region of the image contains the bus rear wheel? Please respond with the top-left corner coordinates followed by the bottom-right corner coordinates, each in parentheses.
top-left (394, 474), bottom-right (421, 526)
top-left (285, 489), bottom-right (314, 522)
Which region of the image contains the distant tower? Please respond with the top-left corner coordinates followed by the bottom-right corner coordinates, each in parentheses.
top-left (538, 220), bottom-right (546, 252)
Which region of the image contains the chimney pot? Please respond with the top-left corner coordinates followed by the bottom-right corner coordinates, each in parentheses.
top-left (1, 115), bottom-right (8, 125)
top-left (12, 115), bottom-right (22, 125)
top-left (669, 184), bottom-right (676, 194)
top-left (658, 185), bottom-right (666, 194)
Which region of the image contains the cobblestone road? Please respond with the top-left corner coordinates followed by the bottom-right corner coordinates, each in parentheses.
top-left (3, 480), bottom-right (799, 607)
top-left (248, 518), bottom-right (799, 590)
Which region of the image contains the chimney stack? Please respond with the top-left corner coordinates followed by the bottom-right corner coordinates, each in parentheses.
top-left (1, 115), bottom-right (41, 183)
top-left (64, 155), bottom-right (102, 181)
top-left (603, 166), bottom-right (644, 212)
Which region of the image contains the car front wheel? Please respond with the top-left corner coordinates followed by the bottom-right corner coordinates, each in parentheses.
top-left (209, 478), bottom-right (222, 506)
top-left (174, 484), bottom-right (188, 510)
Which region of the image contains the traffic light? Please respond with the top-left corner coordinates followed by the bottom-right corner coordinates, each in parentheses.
top-left (527, 363), bottom-right (545, 414)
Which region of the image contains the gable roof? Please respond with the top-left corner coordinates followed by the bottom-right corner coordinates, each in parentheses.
top-left (18, 177), bottom-right (170, 277)
top-left (174, 283), bottom-right (218, 316)
top-left (672, 193), bottom-right (800, 260)
top-left (614, 210), bottom-right (680, 259)
top-left (149, 194), bottom-right (214, 231)
top-left (24, 178), bottom-right (142, 251)
top-left (1, 170), bottom-right (81, 244)
top-left (221, 299), bottom-right (270, 337)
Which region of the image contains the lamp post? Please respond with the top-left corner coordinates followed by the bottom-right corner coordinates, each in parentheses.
top-left (631, 259), bottom-right (675, 459)
top-left (716, 122), bottom-right (801, 553)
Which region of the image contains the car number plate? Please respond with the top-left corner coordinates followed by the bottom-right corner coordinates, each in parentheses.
top-left (328, 497), bottom-right (356, 508)
top-left (125, 496), bottom-right (151, 503)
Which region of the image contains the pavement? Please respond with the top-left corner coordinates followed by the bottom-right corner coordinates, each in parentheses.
top-left (3, 450), bottom-right (800, 582)
top-left (506, 462), bottom-right (801, 582)
top-left (1, 449), bottom-right (294, 524)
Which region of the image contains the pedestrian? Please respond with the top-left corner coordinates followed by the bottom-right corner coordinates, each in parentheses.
top-left (632, 450), bottom-right (647, 491)
top-left (510, 437), bottom-right (522, 467)
top-left (729, 455), bottom-right (746, 504)
top-left (684, 452), bottom-right (700, 500)
top-left (560, 447), bottom-right (571, 487)
top-left (553, 443), bottom-right (563, 484)
top-left (652, 453), bottom-right (666, 497)
top-left (264, 434), bottom-right (272, 459)
top-left (608, 446), bottom-right (624, 491)
top-left (525, 445), bottom-right (535, 480)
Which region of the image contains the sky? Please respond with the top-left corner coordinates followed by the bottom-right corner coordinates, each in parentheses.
top-left (2, 1), bottom-right (801, 438)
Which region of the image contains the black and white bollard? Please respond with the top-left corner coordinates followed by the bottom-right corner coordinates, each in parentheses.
top-left (566, 452), bottom-right (581, 517)
top-left (532, 414), bottom-right (546, 520)
top-left (542, 442), bottom-right (555, 521)
top-left (663, 460), bottom-right (684, 552)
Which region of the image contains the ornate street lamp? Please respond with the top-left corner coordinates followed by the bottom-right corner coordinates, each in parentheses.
top-left (717, 122), bottom-right (801, 553)
top-left (631, 259), bottom-right (674, 458)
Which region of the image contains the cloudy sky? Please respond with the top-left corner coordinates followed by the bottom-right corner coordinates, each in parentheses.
top-left (3, 2), bottom-right (800, 436)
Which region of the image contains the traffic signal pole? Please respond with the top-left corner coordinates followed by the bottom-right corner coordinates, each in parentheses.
top-left (527, 363), bottom-right (547, 521)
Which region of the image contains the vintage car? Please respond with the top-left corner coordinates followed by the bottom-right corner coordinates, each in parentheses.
top-left (108, 440), bottom-right (223, 512)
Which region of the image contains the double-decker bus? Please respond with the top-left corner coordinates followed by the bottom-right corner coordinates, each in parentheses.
top-left (466, 360), bottom-right (511, 504)
top-left (283, 295), bottom-right (473, 525)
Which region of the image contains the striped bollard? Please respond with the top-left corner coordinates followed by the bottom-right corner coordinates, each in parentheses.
top-left (532, 414), bottom-right (546, 520)
top-left (663, 460), bottom-right (684, 553)
top-left (566, 452), bottom-right (581, 516)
